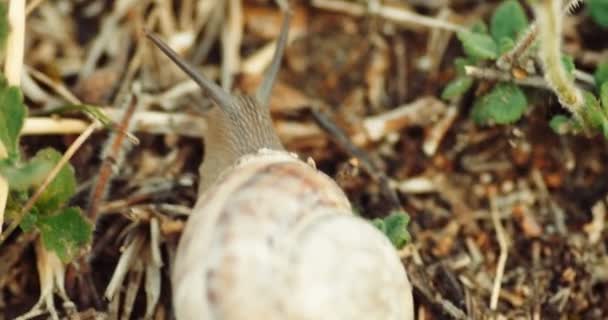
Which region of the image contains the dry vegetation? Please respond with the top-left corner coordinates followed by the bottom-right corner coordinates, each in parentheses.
top-left (1, 0), bottom-right (608, 319)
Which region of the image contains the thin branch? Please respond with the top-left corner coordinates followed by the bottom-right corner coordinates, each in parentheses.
top-left (87, 41), bottom-right (144, 221)
top-left (311, 0), bottom-right (468, 33)
top-left (533, 0), bottom-right (586, 126)
top-left (465, 65), bottom-right (550, 89)
top-left (221, 0), bottom-right (243, 90)
top-left (496, 24), bottom-right (538, 71)
top-left (25, 0), bottom-right (46, 16)
top-left (489, 194), bottom-right (510, 311)
top-left (21, 110), bottom-right (206, 137)
top-left (87, 95), bottom-right (139, 220)
top-left (5, 0), bottom-right (25, 86)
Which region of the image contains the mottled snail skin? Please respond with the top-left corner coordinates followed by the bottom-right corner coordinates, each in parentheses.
top-left (146, 11), bottom-right (414, 320)
top-left (197, 95), bottom-right (283, 192)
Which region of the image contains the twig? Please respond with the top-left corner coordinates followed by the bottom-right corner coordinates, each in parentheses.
top-left (87, 95), bottom-right (139, 220)
top-left (464, 66), bottom-right (549, 89)
top-left (423, 104), bottom-right (458, 156)
top-left (531, 169), bottom-right (566, 235)
top-left (78, 0), bottom-right (138, 79)
top-left (87, 43), bottom-right (143, 221)
top-left (489, 194), bottom-right (510, 311)
top-left (122, 260), bottom-right (144, 320)
top-left (361, 96), bottom-right (447, 142)
top-left (22, 110), bottom-right (206, 137)
top-left (0, 122), bottom-right (100, 246)
top-left (221, 0), bottom-right (243, 89)
top-left (105, 233), bottom-right (145, 300)
top-left (25, 0), bottom-right (46, 16)
top-left (26, 66), bottom-right (81, 104)
top-left (5, 0), bottom-right (25, 85)
top-left (241, 30), bottom-right (299, 75)
top-left (192, 1), bottom-right (224, 65)
top-left (585, 200), bottom-right (606, 245)
top-left (311, 0), bottom-right (467, 33)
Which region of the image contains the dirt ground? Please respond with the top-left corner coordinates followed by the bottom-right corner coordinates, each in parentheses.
top-left (1, 0), bottom-right (608, 319)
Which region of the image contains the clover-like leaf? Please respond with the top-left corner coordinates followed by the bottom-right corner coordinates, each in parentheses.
top-left (30, 148), bottom-right (76, 213)
top-left (498, 37), bottom-right (515, 54)
top-left (457, 31), bottom-right (498, 61)
top-left (37, 207), bottom-right (92, 262)
top-left (442, 76), bottom-right (474, 100)
top-left (373, 211), bottom-right (411, 249)
top-left (471, 83), bottom-right (528, 125)
top-left (0, 78), bottom-right (26, 162)
top-left (589, 0), bottom-right (608, 27)
top-left (490, 0), bottom-right (529, 43)
top-left (549, 115), bottom-right (572, 134)
top-left (0, 157), bottom-right (54, 191)
top-left (470, 20), bottom-right (489, 34)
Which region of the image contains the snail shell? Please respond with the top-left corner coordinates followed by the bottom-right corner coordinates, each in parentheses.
top-left (173, 149), bottom-right (413, 320)
top-left (145, 10), bottom-right (414, 320)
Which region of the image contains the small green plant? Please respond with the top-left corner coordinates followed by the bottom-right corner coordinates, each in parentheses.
top-left (0, 76), bottom-right (92, 262)
top-left (443, 0), bottom-right (530, 125)
top-left (443, 0), bottom-right (608, 138)
top-left (373, 211), bottom-right (411, 249)
top-left (0, 2), bottom-right (91, 262)
top-left (589, 0), bottom-right (608, 27)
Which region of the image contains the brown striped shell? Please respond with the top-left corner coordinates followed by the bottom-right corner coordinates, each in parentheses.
top-left (172, 149), bottom-right (414, 320)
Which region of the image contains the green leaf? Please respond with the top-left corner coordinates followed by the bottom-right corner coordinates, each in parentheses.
top-left (457, 31), bottom-right (498, 61)
top-left (497, 37), bottom-right (515, 54)
top-left (373, 211), bottom-right (411, 249)
top-left (0, 79), bottom-right (26, 161)
top-left (594, 61), bottom-right (608, 89)
top-left (0, 3), bottom-right (8, 51)
top-left (562, 55), bottom-right (576, 79)
top-left (20, 207), bottom-right (38, 232)
top-left (372, 219), bottom-right (386, 233)
top-left (580, 91), bottom-right (607, 130)
top-left (441, 76), bottom-right (474, 100)
top-left (589, 0), bottom-right (608, 27)
top-left (37, 207), bottom-right (92, 262)
top-left (454, 57), bottom-right (473, 76)
top-left (490, 0), bottom-right (529, 43)
top-left (0, 157), bottom-right (54, 190)
top-left (471, 20), bottom-right (489, 34)
top-left (471, 83), bottom-right (528, 125)
top-left (30, 148), bottom-right (76, 213)
top-left (601, 82), bottom-right (608, 113)
top-left (549, 115), bottom-right (572, 134)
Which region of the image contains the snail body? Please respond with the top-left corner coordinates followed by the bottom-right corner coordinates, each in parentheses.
top-left (146, 11), bottom-right (414, 320)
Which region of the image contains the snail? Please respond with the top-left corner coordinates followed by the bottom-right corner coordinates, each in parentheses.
top-left (146, 10), bottom-right (414, 320)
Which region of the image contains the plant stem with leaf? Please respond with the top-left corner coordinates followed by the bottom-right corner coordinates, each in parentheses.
top-left (0, 0), bottom-right (26, 234)
top-left (533, 0), bottom-right (585, 124)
